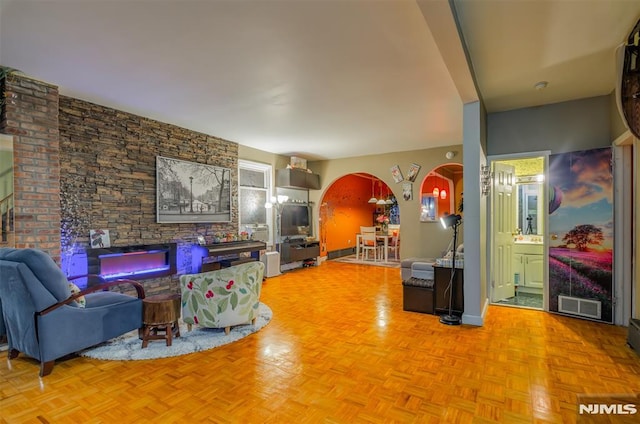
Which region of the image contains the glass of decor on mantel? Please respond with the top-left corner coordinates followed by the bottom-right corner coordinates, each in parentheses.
top-left (376, 214), bottom-right (390, 234)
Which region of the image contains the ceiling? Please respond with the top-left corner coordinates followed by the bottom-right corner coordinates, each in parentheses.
top-left (1, 1), bottom-right (638, 161)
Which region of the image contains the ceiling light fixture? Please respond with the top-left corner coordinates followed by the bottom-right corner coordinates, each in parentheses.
top-left (534, 81), bottom-right (548, 91)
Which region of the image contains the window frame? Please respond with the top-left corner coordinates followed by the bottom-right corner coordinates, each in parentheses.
top-left (238, 159), bottom-right (273, 244)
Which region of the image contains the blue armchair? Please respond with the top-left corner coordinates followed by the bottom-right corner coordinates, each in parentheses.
top-left (0, 248), bottom-right (145, 376)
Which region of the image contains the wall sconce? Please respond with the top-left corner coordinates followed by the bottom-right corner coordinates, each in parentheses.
top-left (481, 165), bottom-right (492, 196)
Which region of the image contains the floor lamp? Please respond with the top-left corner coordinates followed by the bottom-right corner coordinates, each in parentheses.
top-left (265, 195), bottom-right (288, 253)
top-left (439, 213), bottom-right (462, 326)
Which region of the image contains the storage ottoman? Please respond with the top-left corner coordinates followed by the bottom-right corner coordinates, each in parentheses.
top-left (402, 277), bottom-right (435, 314)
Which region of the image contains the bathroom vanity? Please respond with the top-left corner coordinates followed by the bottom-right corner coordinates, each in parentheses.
top-left (513, 235), bottom-right (543, 293)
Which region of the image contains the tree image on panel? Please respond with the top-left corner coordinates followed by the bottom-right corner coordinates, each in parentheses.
top-left (562, 224), bottom-right (604, 252)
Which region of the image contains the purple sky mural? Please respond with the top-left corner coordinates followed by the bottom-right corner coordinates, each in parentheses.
top-left (548, 147), bottom-right (613, 250)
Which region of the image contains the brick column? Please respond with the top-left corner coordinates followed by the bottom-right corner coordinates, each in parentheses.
top-left (1, 74), bottom-right (61, 260)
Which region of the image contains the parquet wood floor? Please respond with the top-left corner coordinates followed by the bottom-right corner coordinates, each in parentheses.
top-left (1, 261), bottom-right (639, 423)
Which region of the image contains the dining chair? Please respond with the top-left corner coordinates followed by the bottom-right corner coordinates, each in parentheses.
top-left (387, 225), bottom-right (400, 261)
top-left (359, 226), bottom-right (379, 261)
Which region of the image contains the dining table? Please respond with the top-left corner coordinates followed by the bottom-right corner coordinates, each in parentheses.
top-left (355, 232), bottom-right (391, 262)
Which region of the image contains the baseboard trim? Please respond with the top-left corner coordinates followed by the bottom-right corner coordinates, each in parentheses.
top-left (461, 297), bottom-right (489, 326)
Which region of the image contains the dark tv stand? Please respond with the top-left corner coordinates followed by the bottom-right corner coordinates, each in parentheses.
top-left (280, 239), bottom-right (320, 264)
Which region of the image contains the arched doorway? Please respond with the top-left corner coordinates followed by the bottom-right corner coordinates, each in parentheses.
top-left (419, 164), bottom-right (463, 223)
top-left (319, 173), bottom-right (397, 260)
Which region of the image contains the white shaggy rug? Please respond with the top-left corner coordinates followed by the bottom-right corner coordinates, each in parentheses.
top-left (80, 303), bottom-right (272, 361)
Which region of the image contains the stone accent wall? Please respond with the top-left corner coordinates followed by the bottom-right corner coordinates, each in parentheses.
top-left (0, 74), bottom-right (61, 259)
top-left (58, 96), bottom-right (239, 295)
top-left (1, 73), bottom-right (241, 296)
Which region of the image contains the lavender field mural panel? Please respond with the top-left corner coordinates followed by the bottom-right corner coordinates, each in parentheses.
top-left (548, 147), bottom-right (613, 322)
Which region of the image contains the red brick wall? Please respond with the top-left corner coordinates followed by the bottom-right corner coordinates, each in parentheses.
top-left (1, 74), bottom-right (61, 260)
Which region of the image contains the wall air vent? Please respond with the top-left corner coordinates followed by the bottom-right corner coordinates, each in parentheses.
top-left (558, 295), bottom-right (602, 320)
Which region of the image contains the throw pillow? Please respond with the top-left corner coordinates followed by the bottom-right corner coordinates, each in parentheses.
top-left (68, 282), bottom-right (86, 308)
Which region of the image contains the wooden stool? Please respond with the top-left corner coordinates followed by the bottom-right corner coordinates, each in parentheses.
top-left (141, 293), bottom-right (181, 348)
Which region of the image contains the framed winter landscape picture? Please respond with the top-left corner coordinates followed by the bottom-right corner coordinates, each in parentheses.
top-left (156, 156), bottom-right (231, 223)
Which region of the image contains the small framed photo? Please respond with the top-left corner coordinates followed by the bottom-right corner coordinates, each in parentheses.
top-left (406, 163), bottom-right (421, 182)
top-left (197, 235), bottom-right (206, 246)
top-left (420, 194), bottom-right (437, 222)
top-left (402, 182), bottom-right (413, 201)
top-left (390, 165), bottom-right (404, 183)
top-left (90, 229), bottom-right (111, 248)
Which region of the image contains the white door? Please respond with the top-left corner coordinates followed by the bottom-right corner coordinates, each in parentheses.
top-left (491, 162), bottom-right (516, 301)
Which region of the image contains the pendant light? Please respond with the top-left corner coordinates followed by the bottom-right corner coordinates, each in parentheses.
top-left (376, 181), bottom-right (386, 205)
top-left (368, 178), bottom-right (378, 203)
top-left (385, 185), bottom-right (394, 205)
top-left (440, 173), bottom-right (447, 199)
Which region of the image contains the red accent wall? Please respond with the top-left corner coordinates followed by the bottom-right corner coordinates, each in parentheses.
top-left (319, 174), bottom-right (389, 255)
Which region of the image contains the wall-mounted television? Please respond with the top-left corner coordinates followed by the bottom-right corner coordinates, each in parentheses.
top-left (280, 204), bottom-right (311, 238)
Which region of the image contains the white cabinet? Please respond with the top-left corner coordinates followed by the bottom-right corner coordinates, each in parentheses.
top-left (513, 244), bottom-right (543, 289)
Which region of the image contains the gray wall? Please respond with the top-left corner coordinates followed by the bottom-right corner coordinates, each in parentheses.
top-left (609, 91), bottom-right (629, 141)
top-left (487, 96), bottom-right (613, 156)
top-left (462, 101), bottom-right (487, 326)
top-left (309, 145), bottom-right (464, 261)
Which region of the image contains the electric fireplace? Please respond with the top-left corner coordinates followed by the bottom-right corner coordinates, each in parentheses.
top-left (87, 243), bottom-right (177, 281)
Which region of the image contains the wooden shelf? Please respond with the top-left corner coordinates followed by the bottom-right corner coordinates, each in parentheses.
top-left (280, 240), bottom-right (320, 264)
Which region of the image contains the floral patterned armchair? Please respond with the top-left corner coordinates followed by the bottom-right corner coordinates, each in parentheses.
top-left (180, 261), bottom-right (264, 335)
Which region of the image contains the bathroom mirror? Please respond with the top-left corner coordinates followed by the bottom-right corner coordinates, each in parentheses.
top-left (516, 178), bottom-right (544, 235)
top-left (0, 134), bottom-right (14, 247)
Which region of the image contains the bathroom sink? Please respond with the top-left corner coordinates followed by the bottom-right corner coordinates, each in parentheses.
top-left (514, 235), bottom-right (543, 244)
